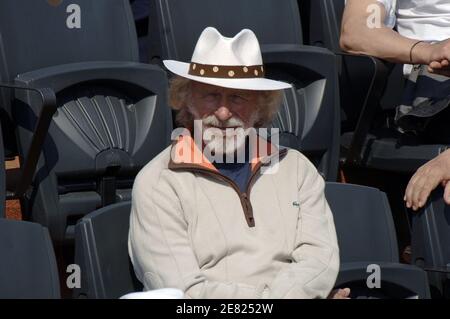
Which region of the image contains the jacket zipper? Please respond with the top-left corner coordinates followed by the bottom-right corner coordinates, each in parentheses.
top-left (169, 149), bottom-right (288, 228)
top-left (173, 167), bottom-right (257, 227)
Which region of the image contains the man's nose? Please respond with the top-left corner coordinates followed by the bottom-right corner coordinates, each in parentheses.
top-left (214, 106), bottom-right (233, 122)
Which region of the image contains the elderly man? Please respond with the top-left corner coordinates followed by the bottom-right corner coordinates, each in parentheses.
top-left (128, 27), bottom-right (340, 299)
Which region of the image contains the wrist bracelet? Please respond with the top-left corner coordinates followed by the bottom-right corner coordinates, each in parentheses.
top-left (410, 40), bottom-right (424, 64)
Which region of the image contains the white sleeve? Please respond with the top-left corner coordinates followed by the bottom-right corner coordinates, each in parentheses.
top-left (377, 0), bottom-right (397, 28)
top-left (266, 156), bottom-right (340, 299)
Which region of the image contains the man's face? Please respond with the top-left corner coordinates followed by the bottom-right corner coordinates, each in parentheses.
top-left (188, 81), bottom-right (259, 126)
top-left (187, 81), bottom-right (260, 157)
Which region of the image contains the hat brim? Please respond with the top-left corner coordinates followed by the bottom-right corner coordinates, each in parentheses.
top-left (163, 60), bottom-right (292, 91)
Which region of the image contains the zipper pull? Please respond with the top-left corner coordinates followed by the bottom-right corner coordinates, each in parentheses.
top-left (242, 193), bottom-right (255, 227)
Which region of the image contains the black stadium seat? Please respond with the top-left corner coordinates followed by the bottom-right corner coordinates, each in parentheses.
top-left (147, 0), bottom-right (341, 181)
top-left (0, 0), bottom-right (172, 243)
top-left (411, 189), bottom-right (450, 298)
top-left (309, 0), bottom-right (449, 173)
top-left (308, 0), bottom-right (391, 133)
top-left (0, 219), bottom-right (60, 298)
top-left (74, 201), bottom-right (141, 299)
top-left (326, 183), bottom-right (431, 298)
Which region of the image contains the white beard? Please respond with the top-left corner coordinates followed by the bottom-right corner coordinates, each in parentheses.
top-left (204, 127), bottom-right (247, 158)
top-left (200, 114), bottom-right (258, 159)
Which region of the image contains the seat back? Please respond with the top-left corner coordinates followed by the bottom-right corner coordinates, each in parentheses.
top-left (412, 189), bottom-right (450, 297)
top-left (74, 201), bottom-right (142, 299)
top-left (0, 0), bottom-right (140, 155)
top-left (309, 0), bottom-right (344, 52)
top-left (0, 0), bottom-right (139, 80)
top-left (131, 0), bottom-right (152, 62)
top-left (148, 0), bottom-right (340, 180)
top-left (309, 0), bottom-right (380, 131)
top-left (325, 182), bottom-right (399, 263)
top-left (0, 219), bottom-right (60, 298)
top-left (148, 0), bottom-right (302, 63)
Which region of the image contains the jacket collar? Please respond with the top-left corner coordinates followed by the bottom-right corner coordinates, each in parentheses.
top-left (168, 133), bottom-right (285, 173)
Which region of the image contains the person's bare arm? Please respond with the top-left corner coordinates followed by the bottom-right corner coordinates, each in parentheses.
top-left (340, 0), bottom-right (450, 70)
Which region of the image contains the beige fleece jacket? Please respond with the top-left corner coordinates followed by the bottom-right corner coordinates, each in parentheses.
top-left (128, 135), bottom-right (339, 299)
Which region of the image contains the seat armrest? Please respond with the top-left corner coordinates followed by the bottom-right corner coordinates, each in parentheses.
top-left (336, 54), bottom-right (391, 165)
top-left (336, 261), bottom-right (431, 299)
top-left (0, 82), bottom-right (56, 198)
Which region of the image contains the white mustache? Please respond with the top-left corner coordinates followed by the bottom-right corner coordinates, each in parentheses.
top-left (201, 115), bottom-right (244, 129)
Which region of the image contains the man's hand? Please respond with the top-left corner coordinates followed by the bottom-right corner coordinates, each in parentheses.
top-left (328, 288), bottom-right (351, 299)
top-left (404, 149), bottom-right (450, 211)
top-left (426, 39), bottom-right (450, 77)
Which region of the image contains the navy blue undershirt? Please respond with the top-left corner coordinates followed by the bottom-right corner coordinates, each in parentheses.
top-left (212, 141), bottom-right (252, 193)
top-left (213, 161), bottom-right (251, 193)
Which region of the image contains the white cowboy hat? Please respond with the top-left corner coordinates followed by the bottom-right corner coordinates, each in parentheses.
top-left (163, 27), bottom-right (292, 91)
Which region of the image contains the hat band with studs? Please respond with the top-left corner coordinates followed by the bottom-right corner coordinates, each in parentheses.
top-left (188, 62), bottom-right (265, 79)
